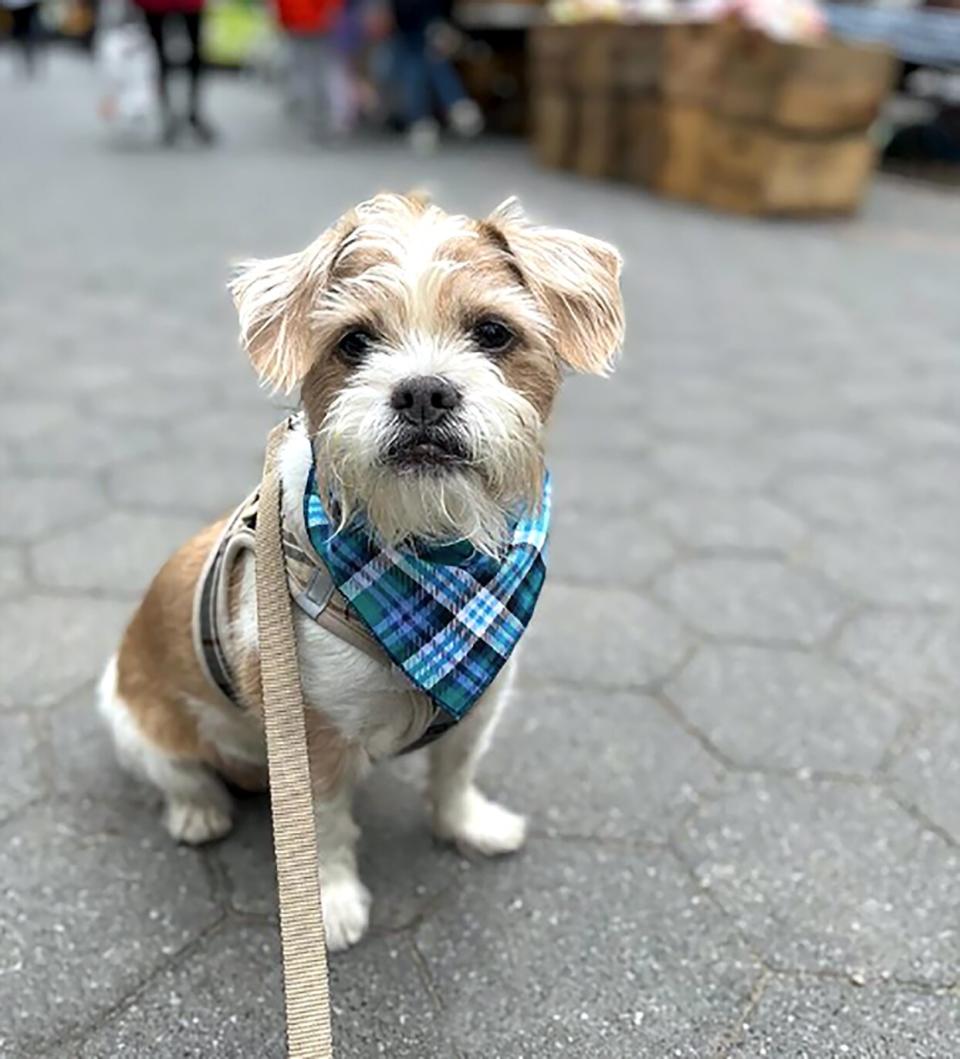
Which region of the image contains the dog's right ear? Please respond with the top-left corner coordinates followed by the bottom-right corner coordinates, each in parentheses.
top-left (230, 222), bottom-right (347, 394)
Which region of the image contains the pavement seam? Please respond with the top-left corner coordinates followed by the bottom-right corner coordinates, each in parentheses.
top-left (28, 912), bottom-right (230, 1058)
top-left (711, 966), bottom-right (772, 1058)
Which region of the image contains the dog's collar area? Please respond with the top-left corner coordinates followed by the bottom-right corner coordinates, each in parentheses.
top-left (192, 418), bottom-right (551, 751)
top-left (303, 462), bottom-right (551, 722)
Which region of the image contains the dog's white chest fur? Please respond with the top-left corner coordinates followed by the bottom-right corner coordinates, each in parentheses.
top-left (222, 429), bottom-right (437, 762)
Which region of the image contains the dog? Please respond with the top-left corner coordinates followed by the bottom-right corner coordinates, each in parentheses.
top-left (99, 193), bottom-right (624, 951)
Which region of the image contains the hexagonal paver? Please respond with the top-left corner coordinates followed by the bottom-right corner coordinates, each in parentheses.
top-left (415, 842), bottom-right (760, 1058)
top-left (548, 506), bottom-right (675, 589)
top-left (654, 557), bottom-right (849, 645)
top-left (495, 686), bottom-right (725, 840)
top-left (0, 397), bottom-right (75, 444)
top-left (882, 413), bottom-right (960, 452)
top-left (0, 595), bottom-right (130, 709)
top-left (889, 710), bottom-right (960, 845)
top-left (804, 530), bottom-right (960, 609)
top-left (521, 583), bottom-right (691, 689)
top-left (31, 510), bottom-right (203, 595)
top-left (549, 412), bottom-right (650, 457)
top-left (10, 414), bottom-right (166, 474)
top-left (0, 712), bottom-right (46, 824)
top-left (0, 801), bottom-right (221, 1055)
top-left (665, 645), bottom-right (902, 774)
top-left (641, 400), bottom-right (756, 441)
top-left (0, 544), bottom-right (27, 600)
top-left (729, 976), bottom-right (960, 1058)
top-left (217, 768), bottom-right (469, 935)
top-left (108, 448), bottom-right (260, 518)
top-left (171, 403), bottom-right (304, 459)
top-left (767, 428), bottom-right (886, 471)
top-left (649, 441), bottom-right (776, 493)
top-left (776, 471), bottom-right (898, 530)
top-left (649, 494), bottom-right (806, 553)
top-left (85, 378), bottom-right (213, 424)
top-left (676, 775), bottom-right (960, 985)
top-left (893, 454), bottom-right (960, 504)
top-left (68, 923), bottom-right (450, 1059)
top-left (0, 471), bottom-right (106, 544)
top-left (836, 610), bottom-right (960, 713)
top-left (549, 455), bottom-right (661, 516)
top-left (43, 686), bottom-right (154, 808)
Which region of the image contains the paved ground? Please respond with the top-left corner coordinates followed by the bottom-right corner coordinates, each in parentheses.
top-left (3, 50), bottom-right (960, 1059)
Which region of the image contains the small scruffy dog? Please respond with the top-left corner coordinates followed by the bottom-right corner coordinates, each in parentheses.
top-left (99, 193), bottom-right (624, 951)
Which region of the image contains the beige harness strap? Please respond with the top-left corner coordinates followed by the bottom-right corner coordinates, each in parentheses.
top-left (256, 422), bottom-right (333, 1059)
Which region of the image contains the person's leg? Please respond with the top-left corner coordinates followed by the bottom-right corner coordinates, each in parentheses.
top-left (424, 48), bottom-right (465, 112)
top-left (326, 48), bottom-right (354, 135)
top-left (424, 46), bottom-right (483, 138)
top-left (285, 33), bottom-right (312, 118)
top-left (11, 3), bottom-right (40, 77)
top-left (396, 29), bottom-right (437, 151)
top-left (307, 34), bottom-right (333, 134)
top-left (143, 11), bottom-right (177, 142)
top-left (396, 30), bottom-right (432, 125)
top-left (182, 9), bottom-right (214, 142)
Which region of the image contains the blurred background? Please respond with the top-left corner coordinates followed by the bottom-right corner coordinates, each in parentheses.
top-left (2, 1), bottom-right (960, 1057)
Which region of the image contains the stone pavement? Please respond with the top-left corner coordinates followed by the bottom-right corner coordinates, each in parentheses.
top-left (2, 51), bottom-right (960, 1059)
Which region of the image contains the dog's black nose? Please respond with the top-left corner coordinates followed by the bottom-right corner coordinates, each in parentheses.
top-left (390, 376), bottom-right (462, 426)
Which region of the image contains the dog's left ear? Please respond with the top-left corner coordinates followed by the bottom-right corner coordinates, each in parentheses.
top-left (486, 199), bottom-right (624, 375)
top-left (230, 220), bottom-right (349, 393)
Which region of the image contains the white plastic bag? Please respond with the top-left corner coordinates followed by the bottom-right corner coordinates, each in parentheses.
top-left (96, 2), bottom-right (158, 141)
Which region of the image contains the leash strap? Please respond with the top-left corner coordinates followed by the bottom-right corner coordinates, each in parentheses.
top-left (256, 422), bottom-right (333, 1059)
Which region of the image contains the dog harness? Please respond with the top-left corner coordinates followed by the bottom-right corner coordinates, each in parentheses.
top-left (193, 422), bottom-right (551, 753)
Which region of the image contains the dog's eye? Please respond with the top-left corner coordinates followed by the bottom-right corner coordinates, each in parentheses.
top-left (471, 319), bottom-right (515, 355)
top-left (336, 328), bottom-right (375, 365)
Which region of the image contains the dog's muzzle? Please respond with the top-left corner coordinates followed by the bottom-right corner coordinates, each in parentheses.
top-left (385, 425), bottom-right (470, 471)
top-left (387, 375), bottom-right (469, 471)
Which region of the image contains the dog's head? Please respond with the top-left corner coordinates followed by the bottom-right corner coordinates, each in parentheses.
top-left (231, 194), bottom-right (624, 553)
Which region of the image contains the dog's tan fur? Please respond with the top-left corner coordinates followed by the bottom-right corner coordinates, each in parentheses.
top-left (101, 193), bottom-right (624, 950)
top-left (117, 520), bottom-right (225, 759)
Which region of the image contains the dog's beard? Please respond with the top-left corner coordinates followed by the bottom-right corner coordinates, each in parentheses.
top-left (314, 362), bottom-right (544, 556)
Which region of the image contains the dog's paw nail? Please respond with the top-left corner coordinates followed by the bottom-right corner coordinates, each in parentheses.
top-left (435, 792), bottom-right (527, 857)
top-left (164, 800), bottom-right (233, 845)
top-left (322, 874), bottom-right (371, 952)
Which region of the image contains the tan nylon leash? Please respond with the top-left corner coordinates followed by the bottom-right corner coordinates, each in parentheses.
top-left (256, 422), bottom-right (333, 1059)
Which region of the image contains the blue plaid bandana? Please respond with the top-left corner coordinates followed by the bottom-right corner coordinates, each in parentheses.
top-left (303, 472), bottom-right (551, 721)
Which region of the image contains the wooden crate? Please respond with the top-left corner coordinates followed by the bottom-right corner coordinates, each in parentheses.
top-left (623, 101), bottom-right (708, 200)
top-left (717, 31), bottom-right (896, 134)
top-left (572, 20), bottom-right (733, 99)
top-left (699, 117), bottom-right (877, 215)
top-left (571, 22), bottom-right (624, 91)
top-left (530, 90), bottom-right (576, 169)
top-left (661, 21), bottom-right (738, 103)
top-left (528, 22), bottom-right (579, 92)
top-left (575, 93), bottom-right (620, 178)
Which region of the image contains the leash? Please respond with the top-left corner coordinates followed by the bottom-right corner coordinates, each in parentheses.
top-left (256, 422), bottom-right (333, 1059)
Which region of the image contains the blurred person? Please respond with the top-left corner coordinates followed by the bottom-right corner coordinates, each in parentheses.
top-left (328, 0), bottom-right (383, 133)
top-left (5, 0), bottom-right (42, 76)
top-left (276, 0), bottom-right (344, 137)
top-left (96, 0), bottom-right (157, 142)
top-left (389, 0), bottom-right (483, 152)
top-left (133, 0), bottom-right (215, 145)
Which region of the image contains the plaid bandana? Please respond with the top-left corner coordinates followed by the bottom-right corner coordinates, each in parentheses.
top-left (303, 472), bottom-right (551, 720)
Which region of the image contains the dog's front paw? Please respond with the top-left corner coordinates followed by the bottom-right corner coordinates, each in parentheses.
top-left (164, 798), bottom-right (233, 845)
top-left (434, 786), bottom-right (527, 857)
top-left (321, 871), bottom-right (371, 952)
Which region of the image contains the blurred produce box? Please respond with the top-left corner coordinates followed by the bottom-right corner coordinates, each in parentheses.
top-left (529, 19), bottom-right (896, 215)
top-left (717, 29), bottom-right (896, 132)
top-left (701, 119), bottom-right (876, 213)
